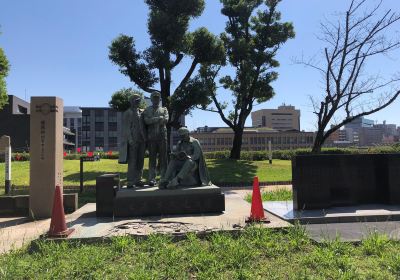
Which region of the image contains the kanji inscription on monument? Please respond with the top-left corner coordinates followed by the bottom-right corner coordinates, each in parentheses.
top-left (29, 97), bottom-right (64, 219)
top-left (0, 135), bottom-right (11, 194)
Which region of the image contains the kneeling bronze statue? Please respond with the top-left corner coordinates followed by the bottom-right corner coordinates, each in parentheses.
top-left (159, 127), bottom-right (211, 189)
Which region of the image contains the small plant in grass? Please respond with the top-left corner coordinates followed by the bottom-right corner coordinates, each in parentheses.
top-left (361, 230), bottom-right (389, 256)
top-left (285, 222), bottom-right (310, 250)
top-left (111, 236), bottom-right (135, 253)
top-left (245, 188), bottom-right (293, 203)
top-left (387, 254), bottom-right (400, 277)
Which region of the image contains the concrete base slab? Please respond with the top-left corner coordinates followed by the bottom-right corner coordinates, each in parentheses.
top-left (305, 222), bottom-right (400, 242)
top-left (67, 191), bottom-right (289, 240)
top-left (264, 201), bottom-right (400, 224)
top-left (0, 218), bottom-right (50, 254)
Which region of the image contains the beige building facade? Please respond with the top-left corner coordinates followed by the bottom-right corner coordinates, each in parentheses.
top-left (251, 105), bottom-right (300, 131)
top-left (193, 127), bottom-right (314, 152)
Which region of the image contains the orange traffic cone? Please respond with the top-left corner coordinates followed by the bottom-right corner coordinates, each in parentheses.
top-left (48, 185), bottom-right (75, 238)
top-left (246, 176), bottom-right (270, 223)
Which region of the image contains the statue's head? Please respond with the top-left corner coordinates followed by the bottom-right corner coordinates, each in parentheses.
top-left (150, 92), bottom-right (161, 107)
top-left (178, 127), bottom-right (190, 142)
top-left (130, 94), bottom-right (142, 108)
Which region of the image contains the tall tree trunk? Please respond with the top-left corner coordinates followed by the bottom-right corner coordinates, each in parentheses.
top-left (160, 66), bottom-right (173, 153)
top-left (230, 127), bottom-right (244, 160)
top-left (312, 131), bottom-right (324, 154)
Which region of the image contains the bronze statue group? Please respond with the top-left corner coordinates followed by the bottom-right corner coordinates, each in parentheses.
top-left (119, 92), bottom-right (211, 189)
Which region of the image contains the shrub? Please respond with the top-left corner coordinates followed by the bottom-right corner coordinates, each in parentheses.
top-left (12, 152), bottom-right (30, 162)
top-left (1, 145), bottom-right (398, 162)
top-left (203, 146), bottom-right (400, 161)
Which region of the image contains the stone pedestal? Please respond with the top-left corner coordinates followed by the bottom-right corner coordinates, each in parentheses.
top-left (96, 174), bottom-right (120, 217)
top-left (29, 97), bottom-right (64, 219)
top-left (113, 185), bottom-right (225, 217)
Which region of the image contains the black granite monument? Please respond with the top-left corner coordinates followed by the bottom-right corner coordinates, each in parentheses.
top-left (292, 154), bottom-right (400, 210)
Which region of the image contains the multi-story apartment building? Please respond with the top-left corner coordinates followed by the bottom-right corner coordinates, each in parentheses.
top-left (251, 105), bottom-right (301, 131)
top-left (80, 107), bottom-right (123, 152)
top-left (344, 117), bottom-right (374, 130)
top-left (80, 97), bottom-right (185, 152)
top-left (63, 106), bottom-right (82, 149)
top-left (193, 126), bottom-right (314, 152)
top-left (374, 121), bottom-right (398, 137)
top-left (325, 117), bottom-right (400, 147)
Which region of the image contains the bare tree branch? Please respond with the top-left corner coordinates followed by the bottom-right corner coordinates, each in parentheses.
top-left (302, 0), bottom-right (400, 153)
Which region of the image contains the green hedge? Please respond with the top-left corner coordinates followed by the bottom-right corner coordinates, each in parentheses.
top-left (204, 146), bottom-right (400, 161)
top-left (1, 145), bottom-right (399, 162)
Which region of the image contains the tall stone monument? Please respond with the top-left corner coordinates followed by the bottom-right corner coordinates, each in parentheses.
top-left (29, 97), bottom-right (64, 219)
top-left (0, 135), bottom-right (11, 194)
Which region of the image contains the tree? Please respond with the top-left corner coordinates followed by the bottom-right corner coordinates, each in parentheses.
top-left (109, 88), bottom-right (147, 112)
top-left (299, 0), bottom-right (400, 153)
top-left (0, 43), bottom-right (10, 110)
top-left (199, 0), bottom-right (294, 159)
top-left (108, 0), bottom-right (225, 143)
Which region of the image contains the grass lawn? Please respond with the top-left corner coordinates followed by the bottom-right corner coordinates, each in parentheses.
top-left (245, 188), bottom-right (293, 203)
top-left (1, 226), bottom-right (399, 279)
top-left (0, 159), bottom-right (291, 188)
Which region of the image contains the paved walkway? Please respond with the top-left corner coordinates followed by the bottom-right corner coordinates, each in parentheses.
top-left (0, 217), bottom-right (50, 254)
top-left (0, 187), bottom-right (290, 254)
top-left (68, 189), bottom-right (289, 240)
top-left (306, 222), bottom-right (400, 242)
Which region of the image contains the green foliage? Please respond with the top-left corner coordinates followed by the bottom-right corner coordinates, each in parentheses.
top-left (245, 188), bottom-right (292, 202)
top-left (200, 0), bottom-right (295, 159)
top-left (0, 46), bottom-right (10, 110)
top-left (361, 231), bottom-right (389, 256)
top-left (203, 146), bottom-right (400, 161)
top-left (146, 0), bottom-right (205, 52)
top-left (109, 0), bottom-right (225, 127)
top-left (2, 227), bottom-right (400, 279)
top-left (109, 88), bottom-right (146, 112)
top-left (109, 35), bottom-right (158, 91)
top-left (186, 28), bottom-right (226, 64)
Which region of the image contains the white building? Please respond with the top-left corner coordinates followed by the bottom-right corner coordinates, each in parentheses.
top-left (251, 104), bottom-right (301, 131)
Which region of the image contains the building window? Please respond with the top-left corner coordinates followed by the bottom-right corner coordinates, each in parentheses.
top-left (109, 122), bottom-right (118, 131)
top-left (108, 113), bottom-right (117, 123)
top-left (82, 131), bottom-right (90, 139)
top-left (109, 131), bottom-right (118, 137)
top-left (70, 118), bottom-right (75, 127)
top-left (95, 138), bottom-right (104, 147)
top-left (95, 131), bottom-right (104, 137)
top-left (63, 118), bottom-right (67, 126)
top-left (109, 137), bottom-right (118, 146)
top-left (82, 116), bottom-right (90, 126)
top-left (95, 110), bottom-right (104, 122)
top-left (95, 122), bottom-right (104, 131)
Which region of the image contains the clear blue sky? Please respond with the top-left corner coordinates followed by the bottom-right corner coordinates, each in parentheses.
top-left (1, 0), bottom-right (400, 131)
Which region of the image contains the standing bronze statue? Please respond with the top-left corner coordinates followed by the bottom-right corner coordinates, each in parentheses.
top-left (143, 92), bottom-right (169, 186)
top-left (160, 127), bottom-right (211, 189)
top-left (118, 94), bottom-right (146, 188)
